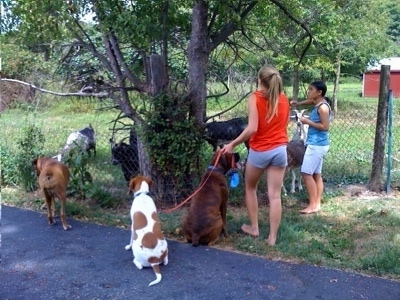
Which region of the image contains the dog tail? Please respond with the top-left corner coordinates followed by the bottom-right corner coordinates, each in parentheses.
top-left (42, 170), bottom-right (58, 189)
top-left (148, 264), bottom-right (162, 286)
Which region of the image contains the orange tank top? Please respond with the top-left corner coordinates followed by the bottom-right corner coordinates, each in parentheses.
top-left (249, 91), bottom-right (289, 151)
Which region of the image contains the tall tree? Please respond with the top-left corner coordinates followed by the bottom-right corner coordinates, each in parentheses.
top-left (382, 0), bottom-right (400, 53)
top-left (1, 0), bottom-right (394, 200)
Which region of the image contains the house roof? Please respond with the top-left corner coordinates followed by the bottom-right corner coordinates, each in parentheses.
top-left (367, 57), bottom-right (400, 71)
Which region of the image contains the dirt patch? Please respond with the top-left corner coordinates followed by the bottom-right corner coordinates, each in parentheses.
top-left (0, 81), bottom-right (35, 112)
top-left (338, 183), bottom-right (400, 200)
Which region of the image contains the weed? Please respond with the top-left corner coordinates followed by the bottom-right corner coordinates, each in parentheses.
top-left (87, 185), bottom-right (120, 208)
top-left (1, 123), bottom-right (45, 191)
top-left (63, 147), bottom-right (94, 200)
top-left (359, 243), bottom-right (400, 275)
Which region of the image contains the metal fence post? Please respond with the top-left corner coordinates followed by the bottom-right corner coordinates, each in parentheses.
top-left (385, 90), bottom-right (393, 193)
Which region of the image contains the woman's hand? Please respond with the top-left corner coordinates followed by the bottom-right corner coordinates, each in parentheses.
top-left (220, 142), bottom-right (234, 154)
top-left (299, 116), bottom-right (309, 125)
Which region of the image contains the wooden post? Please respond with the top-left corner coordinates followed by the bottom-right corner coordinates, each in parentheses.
top-left (368, 65), bottom-right (390, 191)
top-left (292, 65), bottom-right (299, 101)
top-left (149, 54), bottom-right (167, 96)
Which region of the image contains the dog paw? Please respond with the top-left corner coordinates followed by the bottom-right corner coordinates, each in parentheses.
top-left (63, 225), bottom-right (72, 230)
top-left (125, 245), bottom-right (132, 250)
top-left (133, 259), bottom-right (143, 269)
top-left (49, 220), bottom-right (57, 226)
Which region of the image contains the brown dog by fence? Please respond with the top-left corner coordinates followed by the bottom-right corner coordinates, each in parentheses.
top-left (182, 149), bottom-right (240, 246)
top-left (32, 156), bottom-right (71, 230)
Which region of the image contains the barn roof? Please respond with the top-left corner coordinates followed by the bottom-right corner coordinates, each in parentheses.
top-left (367, 57), bottom-right (400, 71)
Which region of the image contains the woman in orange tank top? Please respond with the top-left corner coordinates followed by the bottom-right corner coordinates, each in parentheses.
top-left (221, 65), bottom-right (289, 245)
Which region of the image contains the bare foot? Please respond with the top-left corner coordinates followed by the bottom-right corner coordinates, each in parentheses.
top-left (265, 236), bottom-right (276, 246)
top-left (241, 224), bottom-right (259, 238)
top-left (300, 207), bottom-right (321, 214)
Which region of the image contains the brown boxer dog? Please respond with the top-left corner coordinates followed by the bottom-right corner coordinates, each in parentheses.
top-left (32, 156), bottom-right (71, 230)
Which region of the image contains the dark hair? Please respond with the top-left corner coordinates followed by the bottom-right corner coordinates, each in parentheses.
top-left (310, 80), bottom-right (327, 97)
top-left (324, 96), bottom-right (332, 107)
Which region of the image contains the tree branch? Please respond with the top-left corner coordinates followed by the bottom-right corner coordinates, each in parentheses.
top-left (269, 0), bottom-right (313, 65)
top-left (68, 20), bottom-right (113, 72)
top-left (0, 78), bottom-right (108, 98)
top-left (206, 91), bottom-right (251, 122)
top-left (209, 1), bottom-right (258, 51)
top-left (108, 32), bottom-right (147, 93)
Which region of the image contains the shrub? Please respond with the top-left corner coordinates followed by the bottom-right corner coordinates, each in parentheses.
top-left (63, 147), bottom-right (93, 200)
top-left (1, 124), bottom-right (45, 191)
top-left (143, 93), bottom-right (204, 199)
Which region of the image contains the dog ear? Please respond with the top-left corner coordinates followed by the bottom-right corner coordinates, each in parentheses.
top-left (32, 158), bottom-right (41, 176)
top-left (32, 158), bottom-right (38, 168)
top-left (145, 177), bottom-right (153, 186)
top-left (128, 177), bottom-right (137, 194)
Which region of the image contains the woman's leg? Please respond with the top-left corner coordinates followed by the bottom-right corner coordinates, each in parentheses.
top-left (300, 145), bottom-right (327, 214)
top-left (300, 173), bottom-right (320, 213)
top-left (314, 173), bottom-right (323, 210)
top-left (300, 149), bottom-right (328, 213)
top-left (241, 163), bottom-right (264, 237)
top-left (265, 165), bottom-right (286, 245)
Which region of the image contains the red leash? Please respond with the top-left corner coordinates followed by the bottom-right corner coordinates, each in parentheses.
top-left (160, 150), bottom-right (223, 214)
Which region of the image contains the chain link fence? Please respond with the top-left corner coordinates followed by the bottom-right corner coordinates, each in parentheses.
top-left (326, 100), bottom-right (400, 188)
top-left (1, 98), bottom-right (399, 207)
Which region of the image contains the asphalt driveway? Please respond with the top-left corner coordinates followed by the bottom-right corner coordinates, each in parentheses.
top-left (1, 205), bottom-right (399, 300)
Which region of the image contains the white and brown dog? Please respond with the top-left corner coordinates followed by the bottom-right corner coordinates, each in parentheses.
top-left (125, 175), bottom-right (168, 286)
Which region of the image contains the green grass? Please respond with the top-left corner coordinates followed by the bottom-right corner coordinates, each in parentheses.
top-left (1, 80), bottom-right (400, 281)
top-left (153, 190), bottom-right (400, 280)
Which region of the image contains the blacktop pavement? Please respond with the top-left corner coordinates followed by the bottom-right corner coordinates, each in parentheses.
top-left (1, 204), bottom-right (400, 300)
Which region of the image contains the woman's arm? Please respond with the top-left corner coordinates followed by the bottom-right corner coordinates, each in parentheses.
top-left (221, 94), bottom-right (258, 153)
top-left (290, 98), bottom-right (314, 107)
top-left (300, 104), bottom-right (330, 131)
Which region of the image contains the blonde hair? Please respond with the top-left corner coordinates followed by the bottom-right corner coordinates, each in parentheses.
top-left (257, 66), bottom-right (283, 122)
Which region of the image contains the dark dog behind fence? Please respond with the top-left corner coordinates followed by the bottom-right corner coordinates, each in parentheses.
top-left (110, 130), bottom-right (139, 182)
top-left (108, 120), bottom-right (247, 184)
top-left (205, 117), bottom-right (248, 150)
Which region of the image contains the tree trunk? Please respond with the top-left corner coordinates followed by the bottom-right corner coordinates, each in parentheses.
top-left (149, 54), bottom-right (168, 96)
top-left (147, 55), bottom-right (169, 198)
top-left (332, 54), bottom-right (341, 117)
top-left (368, 65), bottom-right (390, 192)
top-left (187, 0), bottom-right (209, 125)
top-left (292, 66), bottom-right (299, 101)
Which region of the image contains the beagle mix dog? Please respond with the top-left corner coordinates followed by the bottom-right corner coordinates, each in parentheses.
top-left (182, 149), bottom-right (240, 246)
top-left (125, 176), bottom-right (168, 286)
top-left (32, 156), bottom-right (71, 230)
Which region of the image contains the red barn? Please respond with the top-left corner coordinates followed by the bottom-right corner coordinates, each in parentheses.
top-left (362, 57), bottom-right (400, 98)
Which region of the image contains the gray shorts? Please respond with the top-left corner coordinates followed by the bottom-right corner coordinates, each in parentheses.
top-left (301, 145), bottom-right (330, 175)
top-left (247, 145), bottom-right (287, 169)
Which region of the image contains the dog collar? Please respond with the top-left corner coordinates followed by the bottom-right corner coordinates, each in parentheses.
top-left (133, 191), bottom-right (150, 198)
top-left (207, 166), bottom-right (226, 175)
